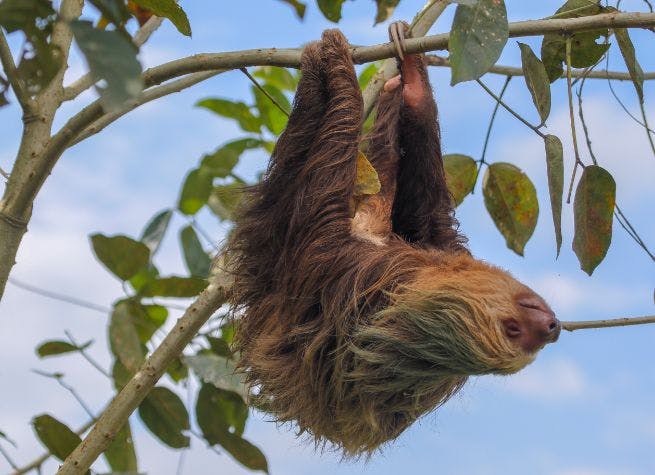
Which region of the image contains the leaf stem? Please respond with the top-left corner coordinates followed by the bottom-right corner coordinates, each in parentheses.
top-left (565, 37), bottom-right (585, 204)
top-left (239, 67), bottom-right (290, 117)
top-left (476, 78), bottom-right (545, 138)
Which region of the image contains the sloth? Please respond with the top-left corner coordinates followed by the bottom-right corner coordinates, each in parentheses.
top-left (226, 26), bottom-right (560, 456)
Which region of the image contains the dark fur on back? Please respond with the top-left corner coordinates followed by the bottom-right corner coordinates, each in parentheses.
top-left (227, 30), bottom-right (533, 455)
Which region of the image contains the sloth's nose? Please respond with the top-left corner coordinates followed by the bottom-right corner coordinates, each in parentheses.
top-left (505, 292), bottom-right (560, 353)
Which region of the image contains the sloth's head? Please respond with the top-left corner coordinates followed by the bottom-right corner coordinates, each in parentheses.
top-left (342, 254), bottom-right (559, 453)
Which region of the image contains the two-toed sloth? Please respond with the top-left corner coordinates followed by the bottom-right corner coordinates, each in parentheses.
top-left (226, 26), bottom-right (560, 455)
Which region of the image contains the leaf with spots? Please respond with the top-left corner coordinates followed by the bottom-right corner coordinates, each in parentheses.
top-left (614, 28), bottom-right (644, 103)
top-left (354, 151), bottom-right (381, 196)
top-left (449, 0), bottom-right (509, 85)
top-left (573, 165), bottom-right (615, 275)
top-left (543, 135), bottom-right (564, 257)
top-left (483, 162), bottom-right (538, 256)
top-left (518, 42), bottom-right (551, 125)
top-left (443, 154), bottom-right (477, 207)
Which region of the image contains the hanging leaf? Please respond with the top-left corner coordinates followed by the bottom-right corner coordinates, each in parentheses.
top-left (184, 353), bottom-right (248, 400)
top-left (518, 42), bottom-right (551, 125)
top-left (358, 63), bottom-right (379, 90)
top-left (201, 138), bottom-right (263, 178)
top-left (128, 263), bottom-right (159, 293)
top-left (443, 154), bottom-right (477, 206)
top-left (544, 135), bottom-right (564, 257)
top-left (277, 0), bottom-right (306, 18)
top-left (36, 340), bottom-right (91, 358)
top-left (208, 183), bottom-right (243, 222)
top-left (207, 336), bottom-right (232, 357)
top-left (614, 28), bottom-right (644, 103)
top-left (253, 66), bottom-right (298, 91)
top-left (196, 98), bottom-right (261, 133)
top-left (140, 276), bottom-right (208, 297)
top-left (167, 357), bottom-right (189, 383)
top-left (180, 225), bottom-right (211, 278)
top-left (140, 209), bottom-right (173, 255)
top-left (449, 0), bottom-right (509, 85)
top-left (354, 151), bottom-right (381, 196)
top-left (112, 359), bottom-right (133, 391)
top-left (90, 234), bottom-right (150, 281)
top-left (130, 302), bottom-right (168, 343)
top-left (109, 301), bottom-right (145, 372)
top-left (252, 84), bottom-right (290, 135)
top-left (103, 422), bottom-right (137, 472)
top-left (139, 387), bottom-right (190, 449)
top-left (88, 0), bottom-right (131, 27)
top-left (178, 167), bottom-right (213, 215)
top-left (540, 1), bottom-right (609, 82)
top-left (482, 162), bottom-right (539, 256)
top-left (213, 431), bottom-right (269, 473)
top-left (131, 0), bottom-right (191, 36)
top-left (317, 0), bottom-right (346, 22)
top-left (70, 20), bottom-right (143, 110)
top-left (196, 383), bottom-right (248, 438)
top-left (374, 0), bottom-right (400, 24)
top-left (573, 165), bottom-right (615, 275)
top-left (32, 415), bottom-right (85, 467)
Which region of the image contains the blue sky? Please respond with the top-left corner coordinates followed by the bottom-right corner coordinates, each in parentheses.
top-left (1, 1), bottom-right (654, 474)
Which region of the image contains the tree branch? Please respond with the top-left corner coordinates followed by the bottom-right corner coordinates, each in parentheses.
top-left (563, 315), bottom-right (655, 331)
top-left (56, 281), bottom-right (228, 475)
top-left (0, 29), bottom-right (33, 113)
top-left (425, 54), bottom-right (655, 80)
top-left (63, 16), bottom-right (165, 102)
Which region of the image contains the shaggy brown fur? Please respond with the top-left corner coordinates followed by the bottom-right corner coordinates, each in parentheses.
top-left (227, 29), bottom-right (558, 456)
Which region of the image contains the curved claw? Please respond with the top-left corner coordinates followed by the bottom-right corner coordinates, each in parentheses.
top-left (388, 21), bottom-right (406, 61)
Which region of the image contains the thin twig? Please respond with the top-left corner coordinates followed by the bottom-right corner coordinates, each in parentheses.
top-left (240, 67), bottom-right (290, 116)
top-left (476, 78), bottom-right (545, 138)
top-left (638, 101), bottom-right (655, 157)
top-left (614, 204), bottom-right (655, 260)
top-left (477, 76), bottom-right (512, 178)
top-left (425, 54), bottom-right (655, 81)
top-left (0, 166), bottom-right (9, 180)
top-left (0, 444), bottom-right (18, 470)
top-left (8, 277), bottom-right (110, 313)
top-left (576, 76), bottom-right (599, 165)
top-left (565, 37), bottom-right (585, 204)
top-left (563, 315), bottom-right (655, 331)
top-left (64, 330), bottom-right (111, 378)
top-left (189, 218), bottom-right (220, 252)
top-left (32, 370), bottom-right (97, 420)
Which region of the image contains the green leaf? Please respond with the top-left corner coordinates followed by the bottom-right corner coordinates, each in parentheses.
top-left (252, 84), bottom-right (290, 135)
top-left (131, 0), bottom-right (191, 36)
top-left (128, 264), bottom-right (159, 293)
top-left (196, 383), bottom-right (248, 438)
top-left (71, 20), bottom-right (143, 110)
top-left (103, 422), bottom-right (137, 472)
top-left (109, 301), bottom-right (146, 373)
top-left (573, 165), bottom-right (615, 275)
top-left (482, 162), bottom-right (539, 256)
top-left (0, 0), bottom-right (55, 33)
top-left (112, 359), bottom-right (132, 391)
top-left (140, 209), bottom-right (173, 254)
top-left (180, 225), bottom-right (211, 278)
top-left (443, 154), bottom-right (477, 207)
top-left (278, 0), bottom-right (306, 19)
top-left (614, 28), bottom-right (644, 103)
top-left (252, 67), bottom-right (298, 91)
top-left (184, 353), bottom-right (248, 400)
top-left (36, 340), bottom-right (91, 358)
top-left (544, 135), bottom-right (564, 257)
top-left (317, 0), bottom-right (346, 22)
top-left (139, 387), bottom-right (190, 449)
top-left (540, 1), bottom-right (608, 82)
top-left (178, 167), bottom-right (213, 215)
top-left (16, 40), bottom-right (62, 96)
top-left (449, 0), bottom-right (508, 85)
top-left (206, 336), bottom-right (232, 357)
top-left (140, 276), bottom-right (208, 298)
top-left (132, 302), bottom-right (168, 343)
top-left (208, 183), bottom-right (243, 222)
top-left (196, 98), bottom-right (261, 133)
top-left (374, 0), bottom-right (400, 24)
top-left (358, 62), bottom-right (379, 90)
top-left (201, 138), bottom-right (262, 178)
top-left (212, 431), bottom-right (268, 473)
top-left (354, 151), bottom-right (381, 196)
top-left (167, 357), bottom-right (189, 383)
top-left (90, 234), bottom-right (150, 281)
top-left (32, 415), bottom-right (85, 466)
top-left (518, 42), bottom-right (551, 125)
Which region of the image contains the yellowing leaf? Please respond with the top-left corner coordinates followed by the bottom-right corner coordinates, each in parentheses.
top-left (354, 151), bottom-right (380, 196)
top-left (443, 154), bottom-right (477, 206)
